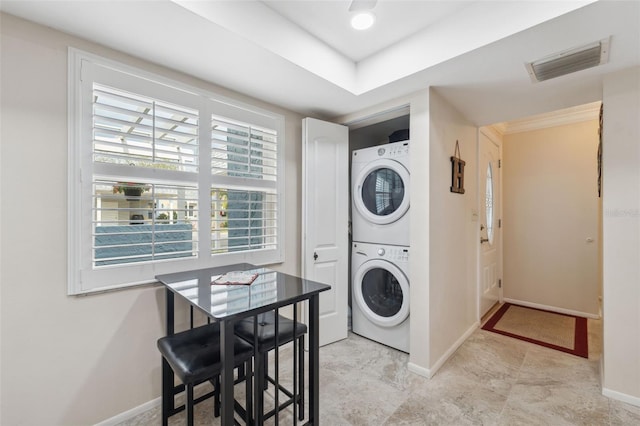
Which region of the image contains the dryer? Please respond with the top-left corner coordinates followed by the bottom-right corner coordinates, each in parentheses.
top-left (351, 141), bottom-right (410, 246)
top-left (351, 242), bottom-right (409, 353)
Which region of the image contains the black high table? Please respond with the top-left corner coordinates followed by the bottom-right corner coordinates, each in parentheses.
top-left (156, 263), bottom-right (330, 425)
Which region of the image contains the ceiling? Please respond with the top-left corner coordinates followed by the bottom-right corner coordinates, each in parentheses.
top-left (261, 1), bottom-right (475, 62)
top-left (1, 1), bottom-right (639, 126)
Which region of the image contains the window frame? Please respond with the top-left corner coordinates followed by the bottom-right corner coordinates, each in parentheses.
top-left (68, 49), bottom-right (285, 295)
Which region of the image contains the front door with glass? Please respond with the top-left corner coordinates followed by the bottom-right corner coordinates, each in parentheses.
top-left (479, 131), bottom-right (502, 317)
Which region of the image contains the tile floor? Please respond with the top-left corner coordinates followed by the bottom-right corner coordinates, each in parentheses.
top-left (120, 317), bottom-right (640, 425)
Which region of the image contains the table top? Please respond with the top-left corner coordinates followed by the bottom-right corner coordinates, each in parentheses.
top-left (156, 263), bottom-right (331, 320)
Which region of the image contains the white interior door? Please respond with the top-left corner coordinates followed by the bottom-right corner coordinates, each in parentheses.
top-left (302, 117), bottom-right (349, 346)
top-left (479, 130), bottom-right (501, 317)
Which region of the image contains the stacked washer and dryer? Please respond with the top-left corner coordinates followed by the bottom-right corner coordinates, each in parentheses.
top-left (351, 139), bottom-right (410, 353)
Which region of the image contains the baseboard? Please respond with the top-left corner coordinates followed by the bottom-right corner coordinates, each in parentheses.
top-left (430, 321), bottom-right (479, 376)
top-left (599, 357), bottom-right (604, 387)
top-left (94, 397), bottom-right (160, 426)
top-left (603, 387), bottom-right (640, 408)
top-left (407, 361), bottom-right (432, 378)
top-left (503, 298), bottom-right (600, 319)
top-left (408, 321), bottom-right (479, 380)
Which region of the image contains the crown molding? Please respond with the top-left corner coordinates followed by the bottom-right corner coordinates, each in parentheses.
top-left (480, 124), bottom-right (505, 141)
top-left (499, 101), bottom-right (601, 135)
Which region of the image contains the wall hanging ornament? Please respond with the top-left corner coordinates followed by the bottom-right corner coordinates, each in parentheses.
top-left (450, 140), bottom-right (466, 194)
top-left (597, 103), bottom-right (603, 198)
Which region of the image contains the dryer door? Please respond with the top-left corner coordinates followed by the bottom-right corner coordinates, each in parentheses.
top-left (353, 259), bottom-right (409, 327)
top-left (353, 158), bottom-right (410, 225)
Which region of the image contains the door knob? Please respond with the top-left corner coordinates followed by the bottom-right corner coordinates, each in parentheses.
top-left (313, 252), bottom-right (318, 260)
top-left (480, 237), bottom-right (489, 244)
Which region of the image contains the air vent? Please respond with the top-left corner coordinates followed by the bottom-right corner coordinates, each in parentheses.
top-left (525, 38), bottom-right (610, 83)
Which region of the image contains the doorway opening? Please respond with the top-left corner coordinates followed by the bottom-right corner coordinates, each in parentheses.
top-left (478, 101), bottom-right (603, 357)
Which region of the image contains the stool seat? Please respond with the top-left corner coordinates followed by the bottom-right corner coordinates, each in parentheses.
top-left (234, 311), bottom-right (307, 352)
top-left (158, 323), bottom-right (253, 385)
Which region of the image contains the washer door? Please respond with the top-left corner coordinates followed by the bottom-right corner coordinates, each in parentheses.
top-left (353, 159), bottom-right (410, 225)
top-left (353, 259), bottom-right (409, 327)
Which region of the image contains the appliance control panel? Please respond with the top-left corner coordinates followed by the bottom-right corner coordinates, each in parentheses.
top-left (377, 246), bottom-right (409, 262)
top-left (377, 142), bottom-right (409, 157)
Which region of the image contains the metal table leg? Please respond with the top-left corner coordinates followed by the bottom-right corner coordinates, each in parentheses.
top-left (163, 289), bottom-right (175, 423)
top-left (308, 294), bottom-right (320, 425)
top-left (220, 318), bottom-right (235, 425)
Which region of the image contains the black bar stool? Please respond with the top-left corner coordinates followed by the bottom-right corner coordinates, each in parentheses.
top-left (234, 310), bottom-right (307, 423)
top-left (157, 322), bottom-right (254, 426)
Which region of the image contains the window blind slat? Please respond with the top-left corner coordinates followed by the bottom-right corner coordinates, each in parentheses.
top-left (94, 88), bottom-right (154, 112)
top-left (92, 180), bottom-right (199, 268)
top-left (211, 145), bottom-right (277, 159)
top-left (211, 134), bottom-right (277, 151)
top-left (95, 110), bottom-right (198, 142)
top-left (93, 84), bottom-right (199, 172)
top-left (94, 141), bottom-right (198, 162)
top-left (210, 187), bottom-right (278, 255)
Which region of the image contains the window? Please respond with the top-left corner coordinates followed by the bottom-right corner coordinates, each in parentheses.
top-left (69, 50), bottom-right (285, 294)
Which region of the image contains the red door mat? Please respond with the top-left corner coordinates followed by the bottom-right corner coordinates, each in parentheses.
top-left (482, 303), bottom-right (588, 358)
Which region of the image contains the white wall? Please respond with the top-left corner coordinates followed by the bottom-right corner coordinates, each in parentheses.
top-left (406, 89), bottom-right (478, 376)
top-left (427, 89), bottom-right (478, 371)
top-left (502, 120), bottom-right (600, 317)
top-left (407, 89), bottom-right (431, 372)
top-left (0, 13), bottom-right (304, 424)
top-left (601, 67), bottom-right (640, 405)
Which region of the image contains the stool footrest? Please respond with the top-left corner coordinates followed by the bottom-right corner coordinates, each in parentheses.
top-left (264, 397), bottom-right (297, 421)
top-left (193, 389), bottom-right (216, 405)
top-left (266, 375), bottom-right (298, 400)
top-left (263, 375), bottom-right (302, 421)
top-left (166, 387), bottom-right (217, 416)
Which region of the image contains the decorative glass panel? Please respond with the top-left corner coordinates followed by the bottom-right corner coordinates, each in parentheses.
top-left (486, 163), bottom-right (494, 244)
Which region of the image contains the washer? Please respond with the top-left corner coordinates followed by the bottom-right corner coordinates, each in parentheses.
top-left (352, 141), bottom-right (410, 246)
top-left (351, 242), bottom-right (409, 353)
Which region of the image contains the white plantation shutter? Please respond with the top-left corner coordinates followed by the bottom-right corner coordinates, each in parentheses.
top-left (92, 180), bottom-right (199, 266)
top-left (211, 115), bottom-right (278, 181)
top-left (93, 85), bottom-right (199, 172)
top-left (89, 82), bottom-right (201, 273)
top-left (211, 188), bottom-right (278, 254)
top-left (69, 51), bottom-right (284, 294)
top-left (210, 115), bottom-right (279, 256)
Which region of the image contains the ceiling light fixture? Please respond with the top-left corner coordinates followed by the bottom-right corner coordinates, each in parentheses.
top-left (348, 0), bottom-right (377, 31)
top-left (351, 11), bottom-right (376, 30)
